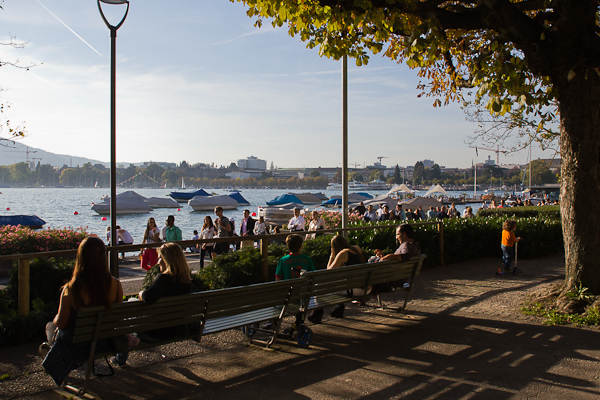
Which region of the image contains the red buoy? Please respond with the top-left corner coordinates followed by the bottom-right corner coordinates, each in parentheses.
top-left (177, 208), bottom-right (181, 211)
top-left (251, 212), bottom-right (257, 216)
top-left (102, 217), bottom-right (107, 221)
top-left (74, 211), bottom-right (79, 215)
top-left (6, 207), bottom-right (9, 211)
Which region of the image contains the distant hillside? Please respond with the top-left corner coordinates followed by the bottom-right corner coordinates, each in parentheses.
top-left (0, 142), bottom-right (109, 168)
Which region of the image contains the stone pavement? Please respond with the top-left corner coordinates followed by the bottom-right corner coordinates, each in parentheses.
top-left (2, 254), bottom-right (600, 399)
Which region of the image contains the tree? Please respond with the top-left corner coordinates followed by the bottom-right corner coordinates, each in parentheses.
top-left (393, 164), bottom-right (401, 184)
top-left (234, 0), bottom-right (600, 296)
top-left (309, 170), bottom-right (321, 178)
top-left (413, 161), bottom-right (424, 185)
top-left (523, 160), bottom-right (558, 185)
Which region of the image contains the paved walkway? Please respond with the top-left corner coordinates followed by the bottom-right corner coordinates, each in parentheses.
top-left (2, 254), bottom-right (600, 399)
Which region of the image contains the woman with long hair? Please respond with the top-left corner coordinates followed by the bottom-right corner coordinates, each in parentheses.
top-left (199, 216), bottom-right (215, 269)
top-left (41, 236), bottom-right (123, 385)
top-left (141, 217), bottom-right (160, 271)
top-left (325, 235), bottom-right (366, 319)
top-left (327, 235), bottom-right (366, 270)
top-left (137, 243), bottom-right (193, 340)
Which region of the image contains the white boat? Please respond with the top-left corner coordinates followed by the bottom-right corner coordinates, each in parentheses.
top-left (144, 197), bottom-right (180, 208)
top-left (188, 194), bottom-right (239, 211)
top-left (91, 197), bottom-right (153, 215)
top-left (326, 181), bottom-right (369, 190)
top-left (257, 202), bottom-right (304, 225)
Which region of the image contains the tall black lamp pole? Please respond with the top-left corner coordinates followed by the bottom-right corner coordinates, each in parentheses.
top-left (98, 0), bottom-right (129, 277)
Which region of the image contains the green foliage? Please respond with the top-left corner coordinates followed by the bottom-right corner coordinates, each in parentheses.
top-left (199, 247), bottom-right (265, 290)
top-left (6, 257), bottom-right (74, 306)
top-left (477, 205), bottom-right (560, 219)
top-left (565, 282), bottom-right (594, 302)
top-left (522, 302), bottom-right (600, 327)
top-left (0, 257), bottom-right (73, 347)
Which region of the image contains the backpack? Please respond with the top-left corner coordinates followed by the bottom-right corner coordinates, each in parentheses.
top-left (228, 219), bottom-right (235, 237)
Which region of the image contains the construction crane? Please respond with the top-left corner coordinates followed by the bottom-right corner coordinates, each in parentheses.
top-left (8, 146), bottom-right (38, 163)
top-left (469, 145), bottom-right (503, 165)
top-left (31, 157), bottom-right (43, 165)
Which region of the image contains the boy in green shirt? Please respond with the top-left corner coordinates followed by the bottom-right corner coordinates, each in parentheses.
top-left (275, 234), bottom-right (315, 280)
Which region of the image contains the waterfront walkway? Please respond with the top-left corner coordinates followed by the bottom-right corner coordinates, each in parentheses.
top-left (2, 254), bottom-right (600, 399)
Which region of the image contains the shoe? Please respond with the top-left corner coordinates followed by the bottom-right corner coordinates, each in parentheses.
top-left (307, 308), bottom-right (323, 324)
top-left (330, 304), bottom-right (345, 318)
top-left (38, 342), bottom-right (50, 359)
top-left (110, 356), bottom-right (128, 367)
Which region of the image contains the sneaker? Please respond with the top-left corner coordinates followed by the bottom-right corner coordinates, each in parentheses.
top-left (38, 342), bottom-right (50, 359)
top-left (110, 356), bottom-right (128, 367)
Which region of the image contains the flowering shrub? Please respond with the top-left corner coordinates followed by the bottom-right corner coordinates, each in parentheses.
top-left (0, 225), bottom-right (87, 255)
top-left (317, 210), bottom-right (364, 229)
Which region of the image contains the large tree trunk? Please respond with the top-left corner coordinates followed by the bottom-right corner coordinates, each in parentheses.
top-left (559, 73), bottom-right (600, 294)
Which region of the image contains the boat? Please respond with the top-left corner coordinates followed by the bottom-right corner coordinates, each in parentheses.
top-left (267, 193), bottom-right (303, 206)
top-left (287, 192), bottom-right (325, 205)
top-left (144, 197), bottom-right (180, 208)
top-left (257, 202), bottom-right (304, 225)
top-left (169, 188), bottom-right (210, 203)
top-left (0, 215), bottom-right (46, 229)
top-left (367, 180), bottom-right (392, 190)
top-left (322, 193), bottom-right (373, 207)
top-left (188, 194), bottom-right (239, 211)
top-left (91, 197), bottom-right (154, 215)
top-left (228, 191), bottom-right (251, 206)
top-left (326, 181), bottom-right (369, 190)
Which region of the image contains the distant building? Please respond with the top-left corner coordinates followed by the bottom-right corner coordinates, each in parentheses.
top-left (422, 159), bottom-right (435, 169)
top-left (238, 156), bottom-right (266, 171)
top-left (483, 155), bottom-right (496, 166)
top-left (141, 161), bottom-right (177, 169)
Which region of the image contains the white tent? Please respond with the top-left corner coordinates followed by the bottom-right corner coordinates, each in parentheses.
top-left (424, 184), bottom-right (450, 197)
top-left (386, 183), bottom-right (414, 197)
top-left (400, 197), bottom-right (443, 210)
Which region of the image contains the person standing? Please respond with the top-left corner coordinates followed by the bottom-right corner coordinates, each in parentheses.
top-left (254, 216), bottom-right (267, 235)
top-left (141, 218), bottom-right (160, 271)
top-left (199, 216), bottom-right (215, 268)
top-left (239, 209), bottom-right (256, 248)
top-left (288, 207), bottom-right (305, 231)
top-left (501, 220), bottom-right (521, 273)
top-left (190, 230), bottom-right (200, 253)
top-left (164, 215), bottom-right (182, 243)
top-left (307, 210), bottom-right (326, 239)
top-left (354, 201), bottom-right (366, 215)
top-left (212, 206), bottom-right (232, 258)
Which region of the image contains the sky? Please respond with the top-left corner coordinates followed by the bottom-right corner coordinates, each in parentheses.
top-left (0, 0), bottom-right (556, 170)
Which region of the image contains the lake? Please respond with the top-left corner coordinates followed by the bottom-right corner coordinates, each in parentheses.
top-left (0, 187), bottom-right (492, 244)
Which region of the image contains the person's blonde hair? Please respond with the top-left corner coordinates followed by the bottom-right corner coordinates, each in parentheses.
top-left (158, 243), bottom-right (191, 284)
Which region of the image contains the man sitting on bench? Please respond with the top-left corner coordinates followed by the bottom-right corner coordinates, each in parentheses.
top-left (381, 224), bottom-right (421, 262)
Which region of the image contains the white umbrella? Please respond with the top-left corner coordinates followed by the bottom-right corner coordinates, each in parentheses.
top-left (424, 184), bottom-right (449, 197)
top-left (386, 183), bottom-right (413, 196)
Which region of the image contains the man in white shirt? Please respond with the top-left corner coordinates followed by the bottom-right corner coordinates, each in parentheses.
top-left (106, 225), bottom-right (134, 259)
top-left (288, 207), bottom-right (305, 231)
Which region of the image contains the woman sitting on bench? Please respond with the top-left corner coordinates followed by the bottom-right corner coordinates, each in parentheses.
top-left (113, 243), bottom-right (193, 366)
top-left (40, 236), bottom-right (124, 386)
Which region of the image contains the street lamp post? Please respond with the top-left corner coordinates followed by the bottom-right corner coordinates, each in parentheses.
top-left (98, 0), bottom-right (129, 277)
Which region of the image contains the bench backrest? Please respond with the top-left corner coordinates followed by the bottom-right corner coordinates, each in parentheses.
top-left (72, 278), bottom-right (305, 343)
top-left (302, 255), bottom-right (426, 298)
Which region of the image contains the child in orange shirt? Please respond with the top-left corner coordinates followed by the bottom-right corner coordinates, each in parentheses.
top-left (501, 220), bottom-right (521, 272)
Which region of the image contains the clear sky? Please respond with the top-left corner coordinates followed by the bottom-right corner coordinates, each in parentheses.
top-left (0, 0), bottom-right (555, 170)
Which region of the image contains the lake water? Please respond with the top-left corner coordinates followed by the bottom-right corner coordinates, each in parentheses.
top-left (0, 187), bottom-right (493, 244)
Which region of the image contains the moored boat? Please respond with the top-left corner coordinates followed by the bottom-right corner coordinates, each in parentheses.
top-left (169, 188), bottom-right (210, 203)
top-left (0, 215), bottom-right (46, 229)
top-left (188, 194), bottom-right (239, 211)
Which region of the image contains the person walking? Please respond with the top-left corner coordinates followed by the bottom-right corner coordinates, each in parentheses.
top-left (164, 215), bottom-right (182, 243)
top-left (141, 217), bottom-right (160, 271)
top-left (239, 209), bottom-right (256, 248)
top-left (199, 216), bottom-right (215, 268)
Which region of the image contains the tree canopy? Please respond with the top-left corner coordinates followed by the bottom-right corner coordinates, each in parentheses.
top-left (232, 0), bottom-right (600, 295)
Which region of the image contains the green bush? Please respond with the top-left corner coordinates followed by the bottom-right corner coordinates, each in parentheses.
top-left (477, 205), bottom-right (560, 219)
top-left (0, 258), bottom-right (73, 347)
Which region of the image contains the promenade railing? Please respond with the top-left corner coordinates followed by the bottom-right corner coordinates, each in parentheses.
top-left (0, 221), bottom-right (444, 317)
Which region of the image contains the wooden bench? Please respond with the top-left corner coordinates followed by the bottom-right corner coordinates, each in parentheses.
top-left (64, 256), bottom-right (425, 396)
top-left (291, 255), bottom-right (426, 316)
top-left (69, 278), bottom-right (306, 396)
